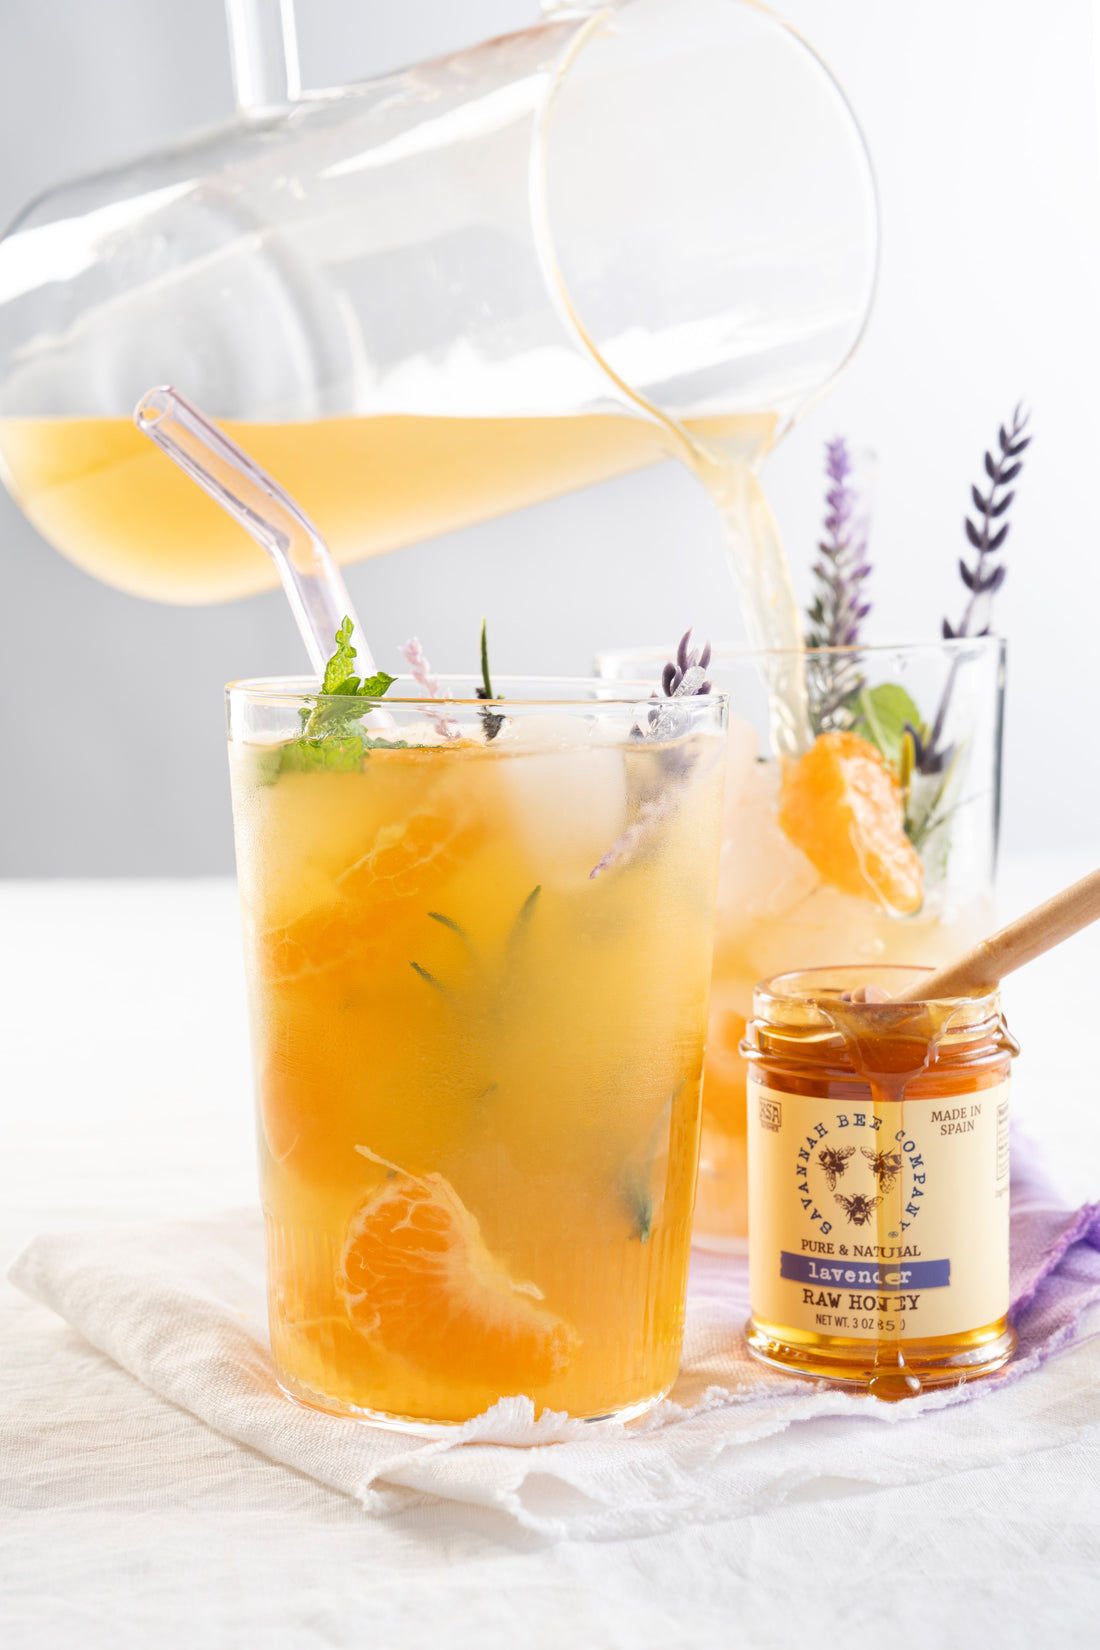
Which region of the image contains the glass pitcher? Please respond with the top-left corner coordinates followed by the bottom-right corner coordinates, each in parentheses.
top-left (0, 0), bottom-right (876, 604)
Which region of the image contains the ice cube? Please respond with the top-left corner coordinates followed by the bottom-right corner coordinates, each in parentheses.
top-left (722, 715), bottom-right (760, 816)
top-left (718, 759), bottom-right (821, 922)
top-left (495, 714), bottom-right (627, 883)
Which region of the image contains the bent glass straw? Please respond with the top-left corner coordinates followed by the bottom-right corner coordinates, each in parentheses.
top-left (133, 385), bottom-right (373, 680)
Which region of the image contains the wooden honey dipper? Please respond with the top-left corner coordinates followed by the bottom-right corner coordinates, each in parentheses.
top-left (875, 866), bottom-right (1100, 1003)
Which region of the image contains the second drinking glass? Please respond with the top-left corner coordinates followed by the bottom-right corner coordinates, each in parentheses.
top-left (598, 639), bottom-right (1005, 1249)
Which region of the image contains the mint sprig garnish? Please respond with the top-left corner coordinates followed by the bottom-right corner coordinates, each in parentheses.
top-left (854, 682), bottom-right (924, 772)
top-left (853, 681), bottom-right (948, 849)
top-left (279, 731), bottom-right (407, 773)
top-left (308, 617), bottom-right (396, 729)
top-left (278, 616), bottom-right (403, 773)
top-left (321, 615), bottom-right (357, 694)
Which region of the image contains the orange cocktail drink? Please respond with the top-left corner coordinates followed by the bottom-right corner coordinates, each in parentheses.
top-left (228, 676), bottom-right (727, 1425)
top-left (598, 640), bottom-right (1005, 1249)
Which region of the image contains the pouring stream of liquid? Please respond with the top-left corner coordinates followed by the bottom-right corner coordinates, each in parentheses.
top-left (529, 9), bottom-right (812, 757)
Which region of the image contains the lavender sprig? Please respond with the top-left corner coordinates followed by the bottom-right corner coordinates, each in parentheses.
top-left (805, 437), bottom-right (873, 733)
top-left (399, 636), bottom-right (459, 739)
top-left (663, 629), bottom-right (713, 698)
top-left (918, 404), bottom-right (1031, 777)
top-left (644, 629), bottom-right (712, 741)
top-left (944, 403), bottom-right (1030, 643)
top-left (592, 629), bottom-right (713, 878)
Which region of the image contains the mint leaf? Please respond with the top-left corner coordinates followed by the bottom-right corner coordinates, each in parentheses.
top-left (318, 618), bottom-right (396, 703)
top-left (855, 683), bottom-right (926, 770)
top-left (358, 670), bottom-right (396, 700)
top-left (322, 617), bottom-right (357, 695)
top-left (279, 734), bottom-right (371, 774)
top-left (278, 731), bottom-right (409, 775)
top-left (300, 621), bottom-right (399, 741)
top-left (276, 619), bottom-right (406, 775)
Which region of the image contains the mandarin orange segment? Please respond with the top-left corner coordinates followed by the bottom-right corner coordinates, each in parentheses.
top-left (338, 1158), bottom-right (578, 1390)
top-left (262, 807), bottom-right (479, 983)
top-left (778, 731), bottom-right (923, 914)
top-left (701, 1009), bottom-right (748, 1134)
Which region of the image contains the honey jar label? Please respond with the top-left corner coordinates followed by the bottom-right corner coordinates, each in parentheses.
top-left (748, 1080), bottom-right (1011, 1341)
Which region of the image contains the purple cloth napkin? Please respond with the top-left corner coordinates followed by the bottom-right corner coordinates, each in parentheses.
top-left (1004, 1135), bottom-right (1100, 1360)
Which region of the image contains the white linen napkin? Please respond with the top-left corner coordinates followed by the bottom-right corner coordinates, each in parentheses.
top-left (10, 1158), bottom-right (1100, 1540)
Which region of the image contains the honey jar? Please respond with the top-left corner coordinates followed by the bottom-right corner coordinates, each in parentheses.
top-left (743, 966), bottom-right (1018, 1397)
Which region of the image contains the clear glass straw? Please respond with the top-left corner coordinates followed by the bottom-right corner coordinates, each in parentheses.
top-left (134, 385), bottom-right (373, 680)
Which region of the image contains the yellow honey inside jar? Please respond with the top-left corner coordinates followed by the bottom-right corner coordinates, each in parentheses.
top-left (742, 966), bottom-right (1018, 1397)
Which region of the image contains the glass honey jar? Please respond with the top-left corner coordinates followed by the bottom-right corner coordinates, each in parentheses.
top-left (742, 966), bottom-right (1018, 1398)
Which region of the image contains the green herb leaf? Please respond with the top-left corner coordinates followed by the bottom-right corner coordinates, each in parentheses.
top-left (409, 960), bottom-right (447, 994)
top-left (475, 618), bottom-right (505, 741)
top-left (279, 735), bottom-right (373, 774)
top-left (322, 617), bottom-right (358, 695)
top-left (428, 911), bottom-right (467, 939)
top-left (479, 617), bottom-right (493, 701)
top-left (358, 670), bottom-right (397, 700)
top-left (298, 620), bottom-right (400, 747)
top-left (509, 885), bottom-right (542, 949)
top-left (855, 683), bottom-right (926, 770)
top-left (278, 732), bottom-right (409, 775)
top-left (622, 1179), bottom-right (653, 1244)
top-left (319, 618), bottom-right (395, 704)
top-left (619, 1084), bottom-right (681, 1242)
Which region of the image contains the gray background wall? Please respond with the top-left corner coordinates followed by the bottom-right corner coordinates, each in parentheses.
top-left (1, 0), bottom-right (1098, 874)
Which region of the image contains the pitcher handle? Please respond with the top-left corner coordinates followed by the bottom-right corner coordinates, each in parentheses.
top-left (225, 0), bottom-right (301, 115)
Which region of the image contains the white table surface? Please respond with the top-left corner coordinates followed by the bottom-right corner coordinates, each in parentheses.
top-left (2, 857), bottom-right (1099, 1647)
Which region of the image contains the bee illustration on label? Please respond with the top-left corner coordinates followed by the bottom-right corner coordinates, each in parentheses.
top-left (862, 1147), bottom-right (902, 1191)
top-left (834, 1191), bottom-right (882, 1226)
top-left (817, 1146), bottom-right (855, 1190)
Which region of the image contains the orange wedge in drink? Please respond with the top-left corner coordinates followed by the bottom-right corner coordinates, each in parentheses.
top-left (779, 731), bottom-right (923, 914)
top-left (263, 805), bottom-right (479, 984)
top-left (339, 1156), bottom-right (578, 1390)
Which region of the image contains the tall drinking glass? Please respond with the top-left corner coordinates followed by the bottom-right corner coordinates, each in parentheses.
top-left (227, 676), bottom-right (727, 1426)
top-left (598, 639), bottom-right (1005, 1249)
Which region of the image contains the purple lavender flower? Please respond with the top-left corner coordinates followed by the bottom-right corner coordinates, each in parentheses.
top-left (661, 629), bottom-right (713, 699)
top-left (594, 629), bottom-right (714, 877)
top-left (944, 404), bottom-right (1029, 642)
top-left (805, 437), bottom-right (874, 732)
top-left (399, 637), bottom-right (459, 739)
top-left (920, 404), bottom-right (1031, 776)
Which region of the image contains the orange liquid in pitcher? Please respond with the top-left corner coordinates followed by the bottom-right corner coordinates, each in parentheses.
top-left (0, 411), bottom-right (771, 604)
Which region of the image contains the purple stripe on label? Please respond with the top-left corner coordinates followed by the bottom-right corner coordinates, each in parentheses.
top-left (780, 1252), bottom-right (951, 1289)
